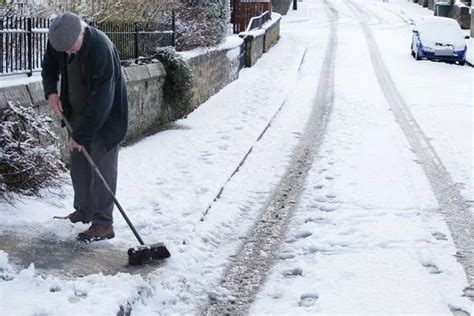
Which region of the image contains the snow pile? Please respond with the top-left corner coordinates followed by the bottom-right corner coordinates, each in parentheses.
top-left (0, 250), bottom-right (151, 316)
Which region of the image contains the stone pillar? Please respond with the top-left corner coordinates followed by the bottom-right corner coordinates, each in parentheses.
top-left (470, 5), bottom-right (474, 37)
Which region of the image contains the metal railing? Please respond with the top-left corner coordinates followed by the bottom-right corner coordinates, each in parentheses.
top-left (245, 10), bottom-right (271, 32)
top-left (0, 15), bottom-right (175, 77)
top-left (0, 16), bottom-right (50, 76)
top-left (91, 19), bottom-right (175, 61)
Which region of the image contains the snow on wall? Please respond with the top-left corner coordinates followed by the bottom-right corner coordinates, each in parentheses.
top-left (239, 13), bottom-right (282, 67)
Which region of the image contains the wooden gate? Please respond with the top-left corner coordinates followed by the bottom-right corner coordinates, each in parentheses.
top-left (231, 0), bottom-right (272, 33)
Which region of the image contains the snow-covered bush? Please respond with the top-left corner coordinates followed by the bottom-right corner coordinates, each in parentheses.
top-left (153, 47), bottom-right (194, 119)
top-left (0, 103), bottom-right (64, 199)
top-left (2, 0), bottom-right (168, 22)
top-left (172, 0), bottom-right (230, 51)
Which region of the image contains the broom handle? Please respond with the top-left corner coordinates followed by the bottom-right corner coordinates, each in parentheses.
top-left (62, 116), bottom-right (145, 245)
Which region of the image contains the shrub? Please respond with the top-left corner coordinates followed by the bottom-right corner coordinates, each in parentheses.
top-left (172, 0), bottom-right (230, 51)
top-left (153, 47), bottom-right (194, 119)
top-left (2, 0), bottom-right (168, 22)
top-left (0, 103), bottom-right (64, 199)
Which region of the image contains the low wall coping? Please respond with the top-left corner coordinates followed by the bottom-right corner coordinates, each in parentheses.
top-left (239, 12), bottom-right (282, 37)
top-left (0, 63), bottom-right (163, 107)
top-left (179, 36), bottom-right (244, 60)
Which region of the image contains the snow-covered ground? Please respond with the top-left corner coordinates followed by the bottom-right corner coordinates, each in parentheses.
top-left (370, 0), bottom-right (473, 212)
top-left (251, 0), bottom-right (473, 314)
top-left (0, 0), bottom-right (473, 315)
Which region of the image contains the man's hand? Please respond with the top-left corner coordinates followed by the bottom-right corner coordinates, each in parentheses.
top-left (68, 137), bottom-right (83, 152)
top-left (48, 93), bottom-right (63, 116)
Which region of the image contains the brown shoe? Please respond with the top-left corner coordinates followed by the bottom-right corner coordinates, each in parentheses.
top-left (77, 224), bottom-right (115, 242)
top-left (66, 210), bottom-right (90, 224)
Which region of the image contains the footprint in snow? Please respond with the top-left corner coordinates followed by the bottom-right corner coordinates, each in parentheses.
top-left (432, 232), bottom-right (448, 241)
top-left (68, 290), bottom-right (87, 304)
top-left (422, 263), bottom-right (443, 274)
top-left (295, 231), bottom-right (313, 239)
top-left (298, 293), bottom-right (319, 307)
top-left (314, 184), bottom-right (324, 190)
top-left (325, 175), bottom-right (335, 181)
top-left (314, 195), bottom-right (327, 203)
top-left (308, 245), bottom-right (332, 254)
top-left (199, 151), bottom-right (212, 157)
top-left (339, 228), bottom-right (357, 236)
top-left (319, 204), bottom-right (339, 212)
top-left (278, 253), bottom-right (296, 260)
top-left (49, 286), bottom-right (61, 293)
top-left (283, 267), bottom-right (303, 277)
top-left (325, 192), bottom-right (337, 199)
top-left (287, 231), bottom-right (312, 243)
top-left (305, 217), bottom-right (327, 224)
top-left (308, 204), bottom-right (319, 210)
top-left (449, 305), bottom-right (470, 316)
top-left (195, 187), bottom-right (209, 194)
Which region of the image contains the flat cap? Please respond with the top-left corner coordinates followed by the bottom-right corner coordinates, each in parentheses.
top-left (48, 12), bottom-right (82, 52)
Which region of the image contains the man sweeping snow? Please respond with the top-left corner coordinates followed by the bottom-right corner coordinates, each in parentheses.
top-left (41, 12), bottom-right (128, 241)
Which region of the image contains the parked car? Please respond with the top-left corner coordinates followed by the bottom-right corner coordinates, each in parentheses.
top-left (411, 16), bottom-right (469, 65)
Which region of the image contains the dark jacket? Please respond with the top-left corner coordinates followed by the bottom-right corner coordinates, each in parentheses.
top-left (41, 26), bottom-right (128, 151)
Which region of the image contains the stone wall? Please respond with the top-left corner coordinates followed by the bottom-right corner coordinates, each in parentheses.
top-left (419, 0), bottom-right (429, 8)
top-left (264, 15), bottom-right (282, 53)
top-left (184, 39), bottom-right (243, 108)
top-left (452, 2), bottom-right (471, 29)
top-left (243, 31), bottom-right (265, 67)
top-left (272, 0), bottom-right (293, 15)
top-left (0, 64), bottom-right (168, 159)
top-left (428, 0), bottom-right (437, 11)
top-left (471, 12), bottom-right (474, 37)
top-left (240, 13), bottom-right (282, 67)
top-left (122, 63), bottom-right (167, 142)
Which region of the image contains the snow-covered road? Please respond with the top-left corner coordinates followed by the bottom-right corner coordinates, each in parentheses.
top-left (1, 0), bottom-right (473, 315)
top-left (252, 0), bottom-right (473, 314)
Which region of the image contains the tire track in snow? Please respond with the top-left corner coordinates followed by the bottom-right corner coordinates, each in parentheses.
top-left (345, 0), bottom-right (474, 300)
top-left (202, 1), bottom-right (338, 314)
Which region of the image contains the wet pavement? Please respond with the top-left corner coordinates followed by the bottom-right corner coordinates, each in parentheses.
top-left (0, 230), bottom-right (162, 277)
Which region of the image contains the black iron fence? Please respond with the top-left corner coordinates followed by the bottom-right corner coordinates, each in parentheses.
top-left (0, 16), bottom-right (50, 76)
top-left (91, 19), bottom-right (175, 61)
top-left (0, 15), bottom-right (175, 77)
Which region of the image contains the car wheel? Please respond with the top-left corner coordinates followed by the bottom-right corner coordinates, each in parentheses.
top-left (459, 61), bottom-right (465, 66)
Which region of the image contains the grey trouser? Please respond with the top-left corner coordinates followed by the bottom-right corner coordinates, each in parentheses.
top-left (70, 135), bottom-right (118, 227)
